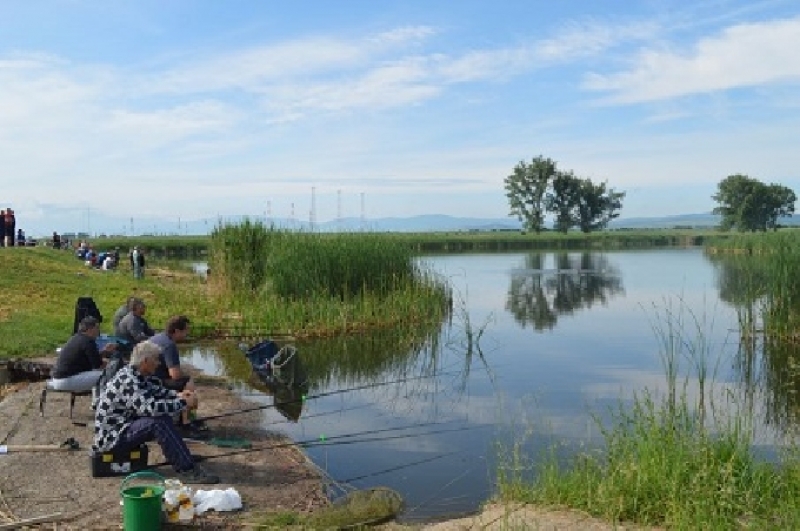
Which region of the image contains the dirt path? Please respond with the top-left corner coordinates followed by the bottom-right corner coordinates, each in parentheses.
top-left (0, 376), bottom-right (328, 530)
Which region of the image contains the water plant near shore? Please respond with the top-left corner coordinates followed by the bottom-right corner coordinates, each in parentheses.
top-left (707, 230), bottom-right (800, 342)
top-left (207, 220), bottom-right (452, 338)
top-left (496, 299), bottom-right (800, 529)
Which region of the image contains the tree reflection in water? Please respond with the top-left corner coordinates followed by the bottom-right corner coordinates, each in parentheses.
top-left (506, 252), bottom-right (624, 331)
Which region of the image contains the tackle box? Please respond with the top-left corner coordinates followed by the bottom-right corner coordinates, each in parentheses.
top-left (90, 444), bottom-right (149, 477)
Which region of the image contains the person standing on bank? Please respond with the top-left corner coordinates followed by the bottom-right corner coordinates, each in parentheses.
top-left (131, 246), bottom-right (145, 279)
top-left (115, 298), bottom-right (155, 345)
top-left (50, 316), bottom-right (117, 392)
top-left (4, 208), bottom-right (15, 247)
top-left (93, 341), bottom-right (219, 484)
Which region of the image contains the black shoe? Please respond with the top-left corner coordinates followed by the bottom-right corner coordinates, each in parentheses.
top-left (176, 465), bottom-right (219, 485)
top-left (192, 454), bottom-right (205, 463)
top-left (178, 424), bottom-right (210, 441)
top-left (189, 419), bottom-right (210, 432)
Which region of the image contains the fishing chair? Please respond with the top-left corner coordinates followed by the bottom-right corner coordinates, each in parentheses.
top-left (39, 384), bottom-right (92, 419)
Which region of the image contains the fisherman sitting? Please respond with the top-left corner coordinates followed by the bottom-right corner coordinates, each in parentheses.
top-left (50, 316), bottom-right (116, 393)
top-left (149, 315), bottom-right (208, 436)
top-left (92, 341), bottom-right (219, 484)
top-left (115, 298), bottom-right (155, 345)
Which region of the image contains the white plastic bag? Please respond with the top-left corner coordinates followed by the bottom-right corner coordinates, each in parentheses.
top-left (193, 488), bottom-right (242, 514)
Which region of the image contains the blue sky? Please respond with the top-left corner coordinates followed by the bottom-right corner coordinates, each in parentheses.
top-left (2, 0), bottom-right (800, 234)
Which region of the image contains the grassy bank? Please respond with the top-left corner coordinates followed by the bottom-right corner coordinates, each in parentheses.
top-left (0, 227), bottom-right (452, 358)
top-left (0, 247), bottom-right (213, 357)
top-left (496, 302), bottom-right (800, 530)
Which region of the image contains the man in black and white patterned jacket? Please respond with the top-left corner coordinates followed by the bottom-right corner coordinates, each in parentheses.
top-left (92, 341), bottom-right (219, 484)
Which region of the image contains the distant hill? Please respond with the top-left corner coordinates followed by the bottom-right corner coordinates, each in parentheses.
top-left (609, 213), bottom-right (721, 229)
top-left (611, 213), bottom-right (800, 229)
top-left (318, 214), bottom-right (522, 232)
top-left (24, 211), bottom-right (800, 238)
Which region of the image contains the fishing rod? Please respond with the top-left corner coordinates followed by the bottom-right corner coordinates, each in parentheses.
top-left (197, 370), bottom-right (459, 423)
top-left (338, 450), bottom-right (460, 483)
top-left (261, 403), bottom-right (374, 426)
top-left (152, 422), bottom-right (482, 468)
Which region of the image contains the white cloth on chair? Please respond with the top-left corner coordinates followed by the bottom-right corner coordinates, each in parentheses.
top-left (48, 370), bottom-right (103, 393)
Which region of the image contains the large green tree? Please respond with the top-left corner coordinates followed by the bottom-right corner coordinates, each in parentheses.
top-left (545, 170), bottom-right (582, 233)
top-left (506, 156), bottom-right (626, 233)
top-left (575, 179), bottom-right (626, 233)
top-left (712, 174), bottom-right (796, 231)
top-left (504, 156), bottom-right (557, 233)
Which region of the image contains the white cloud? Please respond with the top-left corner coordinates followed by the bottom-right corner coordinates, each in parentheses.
top-left (0, 53), bottom-right (104, 129)
top-left (368, 25), bottom-right (437, 46)
top-left (584, 16), bottom-right (800, 103)
top-left (148, 25), bottom-right (436, 97)
top-left (536, 19), bottom-right (659, 62)
top-left (105, 100), bottom-right (241, 147)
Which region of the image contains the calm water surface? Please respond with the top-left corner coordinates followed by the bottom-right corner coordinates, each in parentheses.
top-left (187, 248), bottom-right (780, 522)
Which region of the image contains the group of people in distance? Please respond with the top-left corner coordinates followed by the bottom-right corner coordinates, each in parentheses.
top-left (49, 297), bottom-right (219, 484)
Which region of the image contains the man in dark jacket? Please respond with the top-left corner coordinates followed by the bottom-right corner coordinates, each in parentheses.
top-left (93, 341), bottom-right (218, 484)
top-left (112, 296), bottom-right (137, 333)
top-left (51, 316), bottom-right (117, 392)
top-left (115, 298), bottom-right (155, 344)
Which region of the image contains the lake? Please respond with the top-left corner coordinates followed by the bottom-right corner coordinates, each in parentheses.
top-left (186, 248), bottom-right (786, 522)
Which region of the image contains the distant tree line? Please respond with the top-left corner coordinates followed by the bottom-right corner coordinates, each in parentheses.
top-left (504, 156), bottom-right (625, 233)
top-left (712, 174), bottom-right (796, 232)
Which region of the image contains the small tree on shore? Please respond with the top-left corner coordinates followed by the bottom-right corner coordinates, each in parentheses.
top-left (546, 170), bottom-right (582, 233)
top-left (712, 174), bottom-right (796, 231)
top-left (504, 156), bottom-right (557, 233)
top-left (575, 179), bottom-right (626, 233)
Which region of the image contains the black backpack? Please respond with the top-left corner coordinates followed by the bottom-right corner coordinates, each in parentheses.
top-left (73, 297), bottom-right (103, 334)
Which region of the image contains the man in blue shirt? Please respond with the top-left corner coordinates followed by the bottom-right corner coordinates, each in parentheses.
top-left (150, 315), bottom-right (206, 434)
top-left (149, 315), bottom-right (193, 392)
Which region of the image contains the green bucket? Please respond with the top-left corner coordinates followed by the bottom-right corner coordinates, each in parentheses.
top-left (120, 471), bottom-right (165, 531)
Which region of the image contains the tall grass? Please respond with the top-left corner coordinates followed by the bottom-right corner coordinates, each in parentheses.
top-left (207, 221), bottom-right (452, 337)
top-left (497, 299), bottom-right (800, 529)
top-left (707, 231), bottom-right (800, 340)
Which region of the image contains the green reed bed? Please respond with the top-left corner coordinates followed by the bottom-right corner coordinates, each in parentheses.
top-left (95, 227), bottom-right (722, 259)
top-left (398, 228), bottom-right (721, 253)
top-left (706, 231), bottom-right (800, 340)
top-left (208, 220), bottom-right (452, 338)
top-left (497, 300), bottom-right (800, 530)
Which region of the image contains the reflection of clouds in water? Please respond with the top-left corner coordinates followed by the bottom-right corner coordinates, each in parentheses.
top-left (185, 346), bottom-right (227, 376)
top-left (583, 367), bottom-right (783, 446)
top-left (282, 394), bottom-right (459, 454)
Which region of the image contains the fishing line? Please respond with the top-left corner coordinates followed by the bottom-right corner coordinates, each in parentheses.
top-left (338, 451), bottom-right (460, 483)
top-left (260, 403), bottom-right (374, 426)
top-left (151, 423), bottom-right (484, 468)
top-left (404, 466), bottom-right (473, 516)
top-left (196, 370), bottom-right (459, 423)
